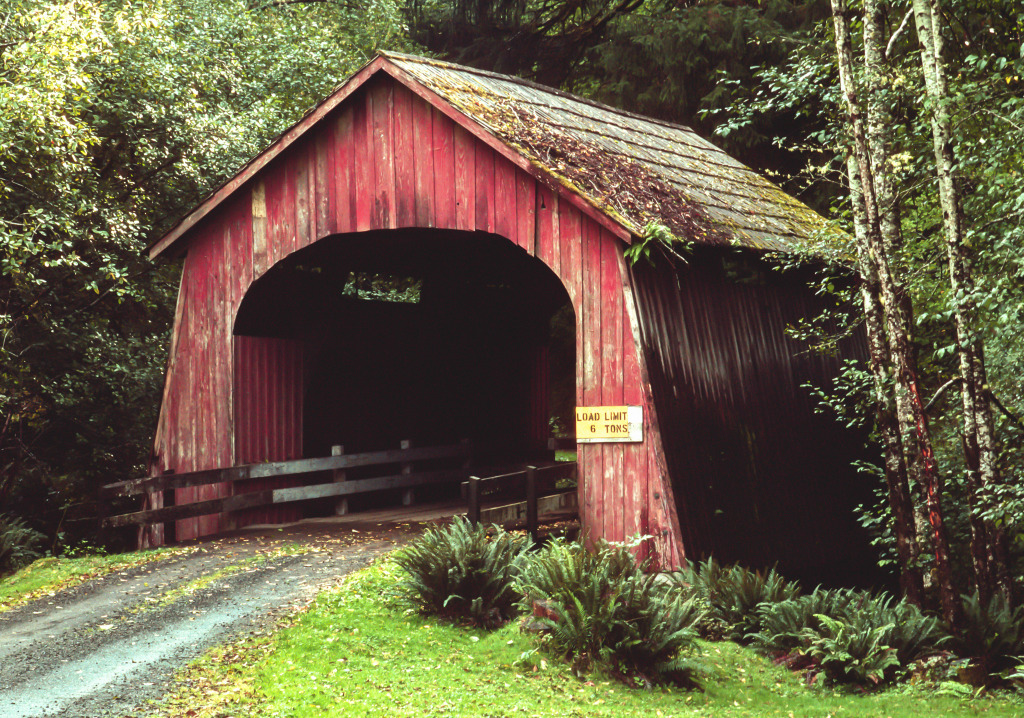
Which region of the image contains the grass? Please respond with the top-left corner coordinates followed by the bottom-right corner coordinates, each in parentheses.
top-left (0, 546), bottom-right (193, 613)
top-left (153, 557), bottom-right (1023, 718)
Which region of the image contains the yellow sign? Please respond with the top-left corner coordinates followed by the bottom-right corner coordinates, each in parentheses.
top-left (575, 406), bottom-right (643, 443)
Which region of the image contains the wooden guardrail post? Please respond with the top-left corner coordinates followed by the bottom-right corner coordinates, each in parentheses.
top-left (467, 476), bottom-right (481, 525)
top-left (526, 466), bottom-right (538, 539)
top-left (332, 445), bottom-right (348, 516)
top-left (400, 439), bottom-right (414, 506)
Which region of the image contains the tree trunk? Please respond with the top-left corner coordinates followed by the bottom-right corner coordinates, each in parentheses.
top-left (911, 0), bottom-right (1012, 604)
top-left (848, 156), bottom-right (923, 605)
top-left (831, 0), bottom-right (960, 627)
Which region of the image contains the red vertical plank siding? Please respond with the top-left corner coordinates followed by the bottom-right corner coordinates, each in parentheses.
top-left (370, 82), bottom-right (395, 230)
top-left (620, 259), bottom-right (646, 556)
top-left (393, 86), bottom-right (416, 227)
top-left (453, 125), bottom-right (474, 231)
top-left (494, 156), bottom-right (516, 243)
top-left (516, 170), bottom-right (536, 255)
top-left (333, 107), bottom-right (354, 234)
top-left (600, 229), bottom-right (625, 544)
top-left (580, 217), bottom-right (603, 541)
top-left (353, 92), bottom-right (372, 232)
top-left (150, 75), bottom-right (690, 566)
top-left (432, 107), bottom-right (456, 230)
top-left (412, 94), bottom-right (434, 226)
top-left (475, 142), bottom-right (495, 233)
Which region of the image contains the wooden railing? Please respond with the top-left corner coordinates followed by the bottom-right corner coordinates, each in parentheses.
top-left (463, 462), bottom-right (577, 537)
top-left (102, 440), bottom-right (473, 528)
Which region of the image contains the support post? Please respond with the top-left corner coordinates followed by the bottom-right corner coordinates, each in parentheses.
top-left (526, 466), bottom-right (538, 539)
top-left (400, 439), bottom-right (414, 506)
top-left (468, 476), bottom-right (481, 525)
top-left (332, 445), bottom-right (348, 516)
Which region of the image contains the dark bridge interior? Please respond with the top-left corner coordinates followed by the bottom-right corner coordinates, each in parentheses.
top-left (234, 229), bottom-right (574, 464)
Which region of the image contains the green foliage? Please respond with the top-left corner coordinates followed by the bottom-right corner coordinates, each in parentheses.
top-left (517, 537), bottom-right (706, 687)
top-left (0, 514), bottom-right (45, 576)
top-left (670, 557), bottom-right (800, 642)
top-left (954, 590), bottom-right (1024, 682)
top-left (393, 517), bottom-right (532, 628)
top-left (752, 587), bottom-right (949, 687)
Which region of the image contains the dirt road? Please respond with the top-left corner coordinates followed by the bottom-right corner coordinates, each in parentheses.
top-left (0, 515), bottom-right (431, 718)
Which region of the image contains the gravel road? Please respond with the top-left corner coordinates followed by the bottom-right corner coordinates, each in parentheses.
top-left (0, 517), bottom-right (423, 718)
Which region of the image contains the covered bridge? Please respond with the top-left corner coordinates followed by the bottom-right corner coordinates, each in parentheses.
top-left (143, 52), bottom-right (873, 579)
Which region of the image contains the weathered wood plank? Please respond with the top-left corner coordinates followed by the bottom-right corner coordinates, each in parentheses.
top-left (371, 81), bottom-right (396, 229)
top-left (601, 230), bottom-right (625, 543)
top-left (475, 141), bottom-right (495, 233)
top-left (393, 85), bottom-right (416, 227)
top-left (432, 106), bottom-right (456, 229)
top-left (334, 106), bottom-right (355, 233)
top-left (453, 125), bottom-right (474, 230)
top-left (517, 170), bottom-right (536, 255)
top-left (494, 154), bottom-right (516, 242)
top-left (105, 442), bottom-right (475, 496)
top-left (581, 217), bottom-right (603, 539)
top-left (412, 93), bottom-right (434, 226)
top-left (353, 90), bottom-right (373, 231)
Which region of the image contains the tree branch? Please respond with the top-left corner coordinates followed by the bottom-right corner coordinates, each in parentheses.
top-left (988, 390), bottom-right (1024, 431)
top-left (885, 10), bottom-right (914, 60)
top-left (923, 376), bottom-right (962, 413)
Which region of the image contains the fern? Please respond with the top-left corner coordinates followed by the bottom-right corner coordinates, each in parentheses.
top-left (669, 557), bottom-right (799, 641)
top-left (517, 538), bottom-right (706, 687)
top-left (393, 517), bottom-right (532, 628)
top-left (0, 514), bottom-right (45, 577)
top-left (954, 590), bottom-right (1024, 682)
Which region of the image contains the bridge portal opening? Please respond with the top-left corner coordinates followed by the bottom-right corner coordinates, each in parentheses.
top-left (233, 229), bottom-right (575, 516)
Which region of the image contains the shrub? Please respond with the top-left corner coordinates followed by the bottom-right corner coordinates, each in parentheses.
top-left (669, 557), bottom-right (800, 641)
top-left (517, 538), bottom-right (706, 687)
top-left (394, 517), bottom-right (532, 628)
top-left (751, 588), bottom-right (948, 686)
top-left (954, 590), bottom-right (1024, 683)
top-left (0, 514), bottom-right (45, 577)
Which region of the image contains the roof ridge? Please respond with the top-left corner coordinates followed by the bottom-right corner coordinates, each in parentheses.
top-left (378, 50), bottom-right (708, 141)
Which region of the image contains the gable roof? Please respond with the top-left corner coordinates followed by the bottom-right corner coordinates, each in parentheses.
top-left (149, 52), bottom-right (829, 259)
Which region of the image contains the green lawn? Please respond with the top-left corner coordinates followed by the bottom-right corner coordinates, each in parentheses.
top-left (154, 557), bottom-right (1023, 718)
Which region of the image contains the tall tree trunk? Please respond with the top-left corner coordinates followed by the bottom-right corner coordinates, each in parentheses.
top-left (848, 156), bottom-right (923, 604)
top-left (831, 0), bottom-right (960, 626)
top-left (911, 0), bottom-right (1012, 603)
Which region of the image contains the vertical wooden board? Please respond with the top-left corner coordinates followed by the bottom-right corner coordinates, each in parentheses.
top-left (619, 252), bottom-right (646, 550)
top-left (315, 126), bottom-right (331, 239)
top-left (517, 171), bottom-right (536, 255)
top-left (370, 82), bottom-right (395, 230)
top-left (600, 231), bottom-right (625, 543)
top-left (475, 142), bottom-right (495, 233)
top-left (535, 187), bottom-right (560, 277)
top-left (432, 107), bottom-right (456, 229)
top-left (581, 218), bottom-right (603, 539)
top-left (264, 160), bottom-right (288, 269)
top-left (295, 142), bottom-right (312, 251)
top-left (559, 204), bottom-right (583, 314)
top-left (353, 92), bottom-right (373, 231)
top-left (412, 94), bottom-right (434, 226)
top-left (334, 106), bottom-right (355, 233)
top-left (494, 156), bottom-right (516, 242)
top-left (453, 125), bottom-right (474, 230)
top-left (283, 151), bottom-right (299, 258)
top-left (393, 85), bottom-right (416, 226)
top-left (251, 181), bottom-right (268, 278)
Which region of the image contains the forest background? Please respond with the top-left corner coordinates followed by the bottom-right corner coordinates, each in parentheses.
top-left (1, 0), bottom-right (1021, 622)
